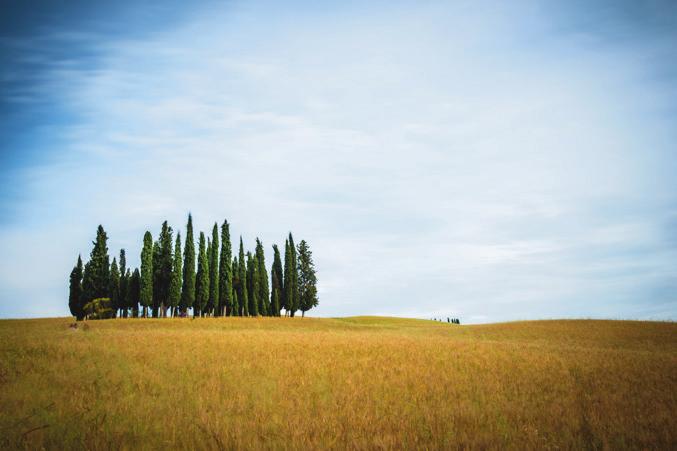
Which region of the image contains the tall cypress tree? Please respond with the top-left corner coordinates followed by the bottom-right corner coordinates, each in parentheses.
top-left (255, 239), bottom-right (269, 316)
top-left (130, 268), bottom-right (140, 318)
top-left (110, 257), bottom-right (120, 317)
top-left (181, 214), bottom-right (196, 315)
top-left (271, 245), bottom-right (283, 317)
top-left (247, 252), bottom-right (259, 316)
top-left (68, 255), bottom-right (84, 320)
top-left (140, 231), bottom-right (153, 318)
top-left (297, 240), bottom-right (319, 317)
top-left (209, 223), bottom-right (219, 316)
top-left (238, 238), bottom-right (249, 316)
top-left (168, 233), bottom-right (182, 317)
top-left (205, 237), bottom-right (213, 315)
top-left (218, 220), bottom-right (233, 316)
top-left (231, 256), bottom-right (240, 316)
top-left (195, 232), bottom-right (209, 317)
top-left (283, 238), bottom-right (292, 316)
top-left (153, 221), bottom-right (173, 317)
top-left (119, 249), bottom-right (128, 318)
top-left (288, 233), bottom-right (299, 317)
top-left (82, 225), bottom-right (111, 305)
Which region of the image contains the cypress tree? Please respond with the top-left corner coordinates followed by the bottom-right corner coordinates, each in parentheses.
top-left (238, 238), bottom-right (249, 316)
top-left (140, 231), bottom-right (153, 318)
top-left (209, 223), bottom-right (219, 316)
top-left (130, 268), bottom-right (140, 317)
top-left (231, 256), bottom-right (240, 316)
top-left (82, 225), bottom-right (111, 304)
top-left (297, 240), bottom-right (319, 317)
top-left (181, 214), bottom-right (196, 315)
top-left (119, 249), bottom-right (128, 318)
top-left (124, 268), bottom-right (131, 316)
top-left (68, 255), bottom-right (84, 320)
top-left (218, 220), bottom-right (233, 316)
top-left (110, 257), bottom-right (120, 317)
top-left (247, 252), bottom-right (259, 316)
top-left (255, 239), bottom-right (269, 316)
top-left (271, 245), bottom-right (283, 317)
top-left (283, 238), bottom-right (293, 316)
top-left (288, 233), bottom-right (299, 317)
top-left (206, 237), bottom-right (213, 315)
top-left (153, 221), bottom-right (173, 317)
top-left (195, 232), bottom-right (209, 317)
top-left (168, 233), bottom-right (182, 317)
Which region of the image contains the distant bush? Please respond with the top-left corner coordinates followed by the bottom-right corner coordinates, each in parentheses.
top-left (83, 298), bottom-right (115, 320)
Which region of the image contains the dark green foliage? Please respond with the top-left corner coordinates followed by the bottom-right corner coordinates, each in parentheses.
top-left (129, 268), bottom-right (140, 317)
top-left (83, 297), bottom-right (115, 320)
top-left (140, 231), bottom-right (153, 318)
top-left (270, 245), bottom-right (282, 317)
top-left (231, 256), bottom-right (240, 316)
top-left (119, 249), bottom-right (128, 318)
top-left (82, 225), bottom-right (111, 305)
top-left (195, 232), bottom-right (209, 317)
top-left (181, 214), bottom-right (196, 314)
top-left (110, 257), bottom-right (120, 317)
top-left (206, 237), bottom-right (213, 315)
top-left (238, 238), bottom-right (249, 316)
top-left (68, 255), bottom-right (84, 320)
top-left (169, 233), bottom-right (182, 317)
top-left (289, 233), bottom-right (298, 316)
top-left (297, 240), bottom-right (319, 317)
top-left (282, 239), bottom-right (290, 314)
top-left (209, 223), bottom-right (219, 316)
top-left (218, 220), bottom-right (233, 316)
top-left (284, 234), bottom-right (299, 316)
top-left (255, 239), bottom-right (270, 316)
top-left (153, 221), bottom-right (173, 317)
top-left (247, 252), bottom-right (259, 316)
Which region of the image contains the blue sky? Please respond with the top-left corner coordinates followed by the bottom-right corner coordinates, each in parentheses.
top-left (1, 0), bottom-right (676, 321)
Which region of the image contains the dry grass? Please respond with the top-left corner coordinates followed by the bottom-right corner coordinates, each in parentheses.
top-left (0, 316), bottom-right (675, 449)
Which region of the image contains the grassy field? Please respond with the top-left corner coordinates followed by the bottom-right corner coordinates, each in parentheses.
top-left (0, 316), bottom-right (675, 449)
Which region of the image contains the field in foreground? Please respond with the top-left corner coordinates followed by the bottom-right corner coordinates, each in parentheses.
top-left (0, 317), bottom-right (675, 449)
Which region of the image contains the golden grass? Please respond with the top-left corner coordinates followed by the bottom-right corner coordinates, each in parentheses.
top-left (0, 316), bottom-right (675, 449)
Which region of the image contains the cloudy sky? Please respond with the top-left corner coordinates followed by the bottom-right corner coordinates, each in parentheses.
top-left (1, 0), bottom-right (676, 322)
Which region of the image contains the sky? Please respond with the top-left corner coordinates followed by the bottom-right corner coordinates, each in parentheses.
top-left (1, 0), bottom-right (676, 322)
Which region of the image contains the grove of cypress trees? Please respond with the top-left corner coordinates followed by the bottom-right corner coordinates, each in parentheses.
top-left (140, 231), bottom-right (153, 318)
top-left (119, 249), bottom-right (128, 318)
top-left (169, 233), bottom-right (182, 317)
top-left (68, 217), bottom-right (315, 321)
top-left (68, 255), bottom-right (84, 320)
top-left (195, 232), bottom-right (209, 317)
top-left (181, 214), bottom-right (196, 315)
top-left (271, 245), bottom-right (283, 317)
top-left (110, 257), bottom-right (120, 317)
top-left (209, 223), bottom-right (219, 316)
top-left (238, 238), bottom-right (249, 316)
top-left (255, 239), bottom-right (270, 316)
top-left (218, 220), bottom-right (233, 316)
top-left (297, 240), bottom-right (319, 317)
